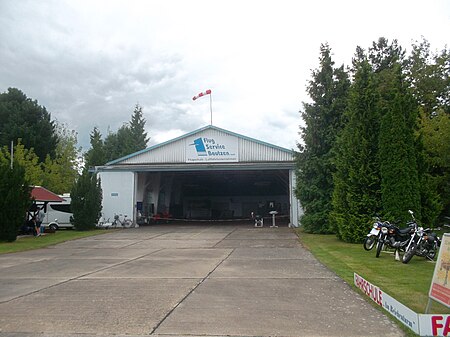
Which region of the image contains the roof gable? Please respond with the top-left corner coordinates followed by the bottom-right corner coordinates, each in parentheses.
top-left (31, 186), bottom-right (65, 202)
top-left (107, 125), bottom-right (294, 166)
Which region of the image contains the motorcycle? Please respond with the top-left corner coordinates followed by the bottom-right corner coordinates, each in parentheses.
top-left (363, 217), bottom-right (385, 251)
top-left (375, 220), bottom-right (414, 258)
top-left (402, 210), bottom-right (441, 264)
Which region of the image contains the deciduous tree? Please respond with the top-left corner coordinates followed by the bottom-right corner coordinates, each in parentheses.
top-left (0, 88), bottom-right (58, 162)
top-left (0, 140), bottom-right (43, 185)
top-left (42, 123), bottom-right (80, 194)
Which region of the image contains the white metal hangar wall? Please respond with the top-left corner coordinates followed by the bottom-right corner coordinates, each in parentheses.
top-left (96, 125), bottom-right (302, 227)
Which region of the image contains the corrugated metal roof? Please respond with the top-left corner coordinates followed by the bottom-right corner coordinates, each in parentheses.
top-left (104, 125), bottom-right (295, 167)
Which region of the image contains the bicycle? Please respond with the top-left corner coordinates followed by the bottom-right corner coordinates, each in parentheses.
top-left (111, 214), bottom-right (137, 228)
top-left (96, 215), bottom-right (112, 229)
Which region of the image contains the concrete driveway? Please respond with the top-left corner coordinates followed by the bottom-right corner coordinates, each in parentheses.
top-left (0, 224), bottom-right (404, 337)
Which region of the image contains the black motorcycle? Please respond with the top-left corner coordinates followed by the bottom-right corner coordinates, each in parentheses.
top-left (375, 220), bottom-right (414, 258)
top-left (402, 210), bottom-right (441, 264)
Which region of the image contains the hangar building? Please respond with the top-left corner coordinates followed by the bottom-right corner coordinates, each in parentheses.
top-left (96, 125), bottom-right (301, 226)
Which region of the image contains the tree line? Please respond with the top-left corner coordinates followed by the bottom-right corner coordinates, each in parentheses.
top-left (0, 88), bottom-right (149, 240)
top-left (296, 37), bottom-right (449, 242)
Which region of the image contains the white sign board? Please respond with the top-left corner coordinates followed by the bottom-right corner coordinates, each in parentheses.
top-left (354, 273), bottom-right (450, 336)
top-left (382, 292), bottom-right (419, 333)
top-left (419, 314), bottom-right (450, 336)
top-left (429, 233), bottom-right (450, 308)
top-left (186, 135), bottom-right (238, 163)
top-left (354, 273), bottom-right (420, 334)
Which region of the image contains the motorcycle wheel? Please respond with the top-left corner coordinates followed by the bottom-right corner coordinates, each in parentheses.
top-left (375, 238), bottom-right (384, 258)
top-left (363, 235), bottom-right (377, 251)
top-left (402, 242), bottom-right (417, 264)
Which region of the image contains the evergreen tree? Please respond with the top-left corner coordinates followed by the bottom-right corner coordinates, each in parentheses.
top-left (70, 170), bottom-right (102, 230)
top-left (407, 39), bottom-right (450, 224)
top-left (0, 158), bottom-right (30, 242)
top-left (129, 104), bottom-right (149, 151)
top-left (365, 38), bottom-right (422, 223)
top-left (377, 64), bottom-right (421, 222)
top-left (101, 104), bottom-right (149, 163)
top-left (418, 111), bottom-right (449, 224)
top-left (0, 88), bottom-right (58, 162)
top-left (369, 37), bottom-right (405, 73)
top-left (296, 43), bottom-right (350, 233)
top-left (103, 125), bottom-right (133, 162)
top-left (103, 130), bottom-right (120, 163)
top-left (85, 127), bottom-right (106, 167)
top-left (331, 48), bottom-right (381, 242)
top-left (116, 124), bottom-right (134, 157)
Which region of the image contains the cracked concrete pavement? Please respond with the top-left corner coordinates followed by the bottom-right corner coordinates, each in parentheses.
top-left (0, 224), bottom-right (404, 337)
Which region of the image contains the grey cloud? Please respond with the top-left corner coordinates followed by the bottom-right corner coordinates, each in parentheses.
top-left (0, 1), bottom-right (207, 151)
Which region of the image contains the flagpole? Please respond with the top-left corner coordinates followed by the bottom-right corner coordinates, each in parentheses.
top-left (210, 92), bottom-right (213, 125)
top-left (192, 89), bottom-right (213, 125)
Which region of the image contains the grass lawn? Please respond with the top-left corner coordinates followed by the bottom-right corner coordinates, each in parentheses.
top-left (296, 230), bottom-right (450, 315)
top-left (0, 229), bottom-right (112, 255)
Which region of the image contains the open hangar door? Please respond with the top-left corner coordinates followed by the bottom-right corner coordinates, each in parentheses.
top-left (136, 169), bottom-right (290, 225)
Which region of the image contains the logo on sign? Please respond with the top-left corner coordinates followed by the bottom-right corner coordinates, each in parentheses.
top-left (187, 136), bottom-right (238, 162)
top-left (190, 138), bottom-right (208, 156)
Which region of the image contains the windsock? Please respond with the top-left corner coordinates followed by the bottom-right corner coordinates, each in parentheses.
top-left (192, 89), bottom-right (211, 101)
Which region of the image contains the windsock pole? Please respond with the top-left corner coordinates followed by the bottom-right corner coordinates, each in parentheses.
top-left (192, 89), bottom-right (213, 125)
top-left (209, 92), bottom-right (213, 125)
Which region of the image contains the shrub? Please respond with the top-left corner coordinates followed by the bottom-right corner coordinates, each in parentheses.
top-left (0, 161), bottom-right (30, 241)
top-left (70, 170), bottom-right (102, 230)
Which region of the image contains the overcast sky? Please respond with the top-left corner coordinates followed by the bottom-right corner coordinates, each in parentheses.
top-left (1, 0), bottom-right (449, 152)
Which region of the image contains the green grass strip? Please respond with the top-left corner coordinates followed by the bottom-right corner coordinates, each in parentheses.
top-left (0, 229), bottom-right (112, 255)
top-left (297, 230), bottom-right (450, 315)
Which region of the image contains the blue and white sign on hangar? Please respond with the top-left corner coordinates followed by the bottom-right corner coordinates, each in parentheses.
top-left (186, 135), bottom-right (238, 163)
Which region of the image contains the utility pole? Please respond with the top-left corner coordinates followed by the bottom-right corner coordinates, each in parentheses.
top-left (10, 140), bottom-right (13, 169)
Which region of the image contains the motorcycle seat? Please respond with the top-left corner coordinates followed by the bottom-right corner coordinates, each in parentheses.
top-left (398, 227), bottom-right (412, 234)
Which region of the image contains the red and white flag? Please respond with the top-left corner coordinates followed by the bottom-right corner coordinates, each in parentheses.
top-left (192, 89), bottom-right (211, 101)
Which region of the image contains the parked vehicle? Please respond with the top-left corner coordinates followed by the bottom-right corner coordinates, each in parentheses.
top-left (364, 217), bottom-right (385, 251)
top-left (42, 194), bottom-right (73, 230)
top-left (402, 210), bottom-right (441, 264)
top-left (375, 220), bottom-right (414, 258)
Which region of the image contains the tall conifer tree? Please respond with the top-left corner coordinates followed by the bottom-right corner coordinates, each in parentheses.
top-left (129, 104), bottom-right (149, 151)
top-left (85, 127), bottom-right (106, 167)
top-left (296, 44), bottom-right (350, 233)
top-left (406, 38), bottom-right (449, 225)
top-left (377, 64), bottom-right (421, 222)
top-left (332, 48), bottom-right (381, 242)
